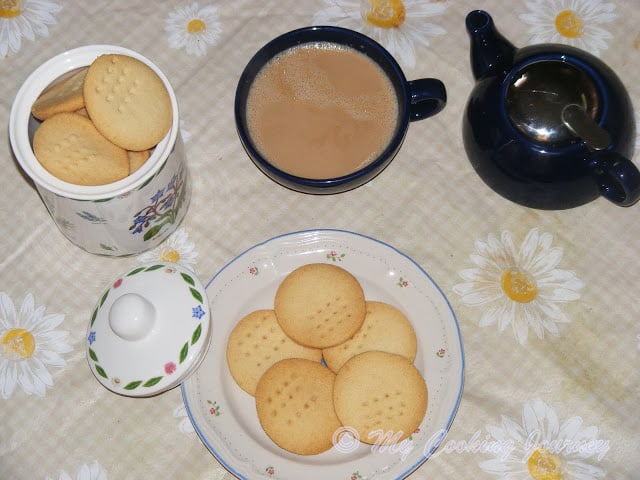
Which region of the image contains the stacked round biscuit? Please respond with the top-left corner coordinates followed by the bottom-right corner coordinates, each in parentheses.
top-left (226, 263), bottom-right (428, 456)
top-left (31, 54), bottom-right (172, 186)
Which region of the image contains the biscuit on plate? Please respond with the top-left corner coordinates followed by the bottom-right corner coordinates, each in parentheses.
top-left (32, 112), bottom-right (129, 186)
top-left (322, 301), bottom-right (417, 373)
top-left (333, 351), bottom-right (427, 446)
top-left (31, 67), bottom-right (88, 121)
top-left (226, 309), bottom-right (322, 396)
top-left (84, 54), bottom-right (172, 151)
top-left (255, 358), bottom-right (342, 455)
top-left (274, 263), bottom-right (366, 349)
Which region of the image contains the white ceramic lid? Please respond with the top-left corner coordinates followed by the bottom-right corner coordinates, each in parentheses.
top-left (86, 262), bottom-right (211, 397)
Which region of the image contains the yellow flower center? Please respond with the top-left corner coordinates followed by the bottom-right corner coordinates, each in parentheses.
top-left (187, 18), bottom-right (206, 34)
top-left (1, 328), bottom-right (36, 359)
top-left (555, 10), bottom-right (582, 38)
top-left (527, 447), bottom-right (564, 480)
top-left (160, 248), bottom-right (181, 263)
top-left (501, 268), bottom-right (538, 303)
top-left (0, 0), bottom-right (21, 18)
top-left (364, 0), bottom-right (406, 28)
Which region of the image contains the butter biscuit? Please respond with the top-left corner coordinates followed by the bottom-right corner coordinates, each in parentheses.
top-left (274, 263), bottom-right (366, 349)
top-left (333, 351), bottom-right (427, 446)
top-left (322, 301), bottom-right (417, 373)
top-left (32, 112), bottom-right (129, 185)
top-left (226, 309), bottom-right (322, 396)
top-left (127, 148), bottom-right (151, 173)
top-left (31, 67), bottom-right (88, 120)
top-left (255, 358), bottom-right (342, 455)
top-left (84, 54), bottom-right (172, 151)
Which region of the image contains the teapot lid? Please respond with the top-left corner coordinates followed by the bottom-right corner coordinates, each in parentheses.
top-left (506, 60), bottom-right (610, 149)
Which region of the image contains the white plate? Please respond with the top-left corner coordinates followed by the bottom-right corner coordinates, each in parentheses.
top-left (182, 229), bottom-right (464, 479)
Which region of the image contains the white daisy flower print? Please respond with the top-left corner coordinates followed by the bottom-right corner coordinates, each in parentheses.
top-left (313, 0), bottom-right (447, 69)
top-left (480, 399), bottom-right (608, 479)
top-left (0, 292), bottom-right (71, 398)
top-left (45, 460), bottom-right (107, 480)
top-left (453, 228), bottom-right (584, 345)
top-left (173, 402), bottom-right (195, 433)
top-left (136, 227), bottom-right (198, 271)
top-left (0, 0), bottom-right (62, 57)
top-left (165, 2), bottom-right (221, 57)
top-left (520, 0), bottom-right (617, 56)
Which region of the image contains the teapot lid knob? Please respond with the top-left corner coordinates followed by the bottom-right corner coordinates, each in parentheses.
top-left (506, 60), bottom-right (603, 146)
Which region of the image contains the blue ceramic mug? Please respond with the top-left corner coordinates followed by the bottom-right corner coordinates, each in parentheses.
top-left (234, 26), bottom-right (447, 194)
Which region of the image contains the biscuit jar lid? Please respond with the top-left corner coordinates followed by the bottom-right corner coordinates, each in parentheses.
top-left (86, 262), bottom-right (211, 397)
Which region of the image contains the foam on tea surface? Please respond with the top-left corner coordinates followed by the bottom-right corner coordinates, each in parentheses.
top-left (246, 43), bottom-right (398, 179)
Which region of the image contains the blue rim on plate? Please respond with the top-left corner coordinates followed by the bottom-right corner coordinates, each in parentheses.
top-left (182, 229), bottom-right (464, 480)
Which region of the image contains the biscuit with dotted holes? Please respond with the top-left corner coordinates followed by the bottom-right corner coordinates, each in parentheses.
top-left (226, 309), bottom-right (322, 396)
top-left (274, 263), bottom-right (366, 349)
top-left (83, 54), bottom-right (172, 151)
top-left (32, 112), bottom-right (129, 185)
top-left (255, 358), bottom-right (342, 455)
top-left (31, 67), bottom-right (88, 121)
top-left (333, 351), bottom-right (427, 446)
top-left (322, 301), bottom-right (417, 373)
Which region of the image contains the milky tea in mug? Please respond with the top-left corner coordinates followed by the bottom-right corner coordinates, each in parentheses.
top-left (245, 43), bottom-right (398, 179)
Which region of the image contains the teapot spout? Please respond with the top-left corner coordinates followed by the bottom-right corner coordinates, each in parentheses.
top-left (466, 10), bottom-right (516, 80)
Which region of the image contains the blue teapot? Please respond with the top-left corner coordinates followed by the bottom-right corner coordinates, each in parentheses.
top-left (463, 10), bottom-right (640, 209)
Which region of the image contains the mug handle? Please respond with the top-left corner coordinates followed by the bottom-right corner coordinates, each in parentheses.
top-left (407, 78), bottom-right (447, 122)
top-left (589, 151), bottom-right (640, 207)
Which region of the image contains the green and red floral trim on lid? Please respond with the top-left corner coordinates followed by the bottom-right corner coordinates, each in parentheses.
top-left (87, 264), bottom-right (207, 392)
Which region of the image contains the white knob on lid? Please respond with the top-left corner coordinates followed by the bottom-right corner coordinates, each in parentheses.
top-left (108, 293), bottom-right (156, 341)
top-left (87, 262), bottom-right (211, 397)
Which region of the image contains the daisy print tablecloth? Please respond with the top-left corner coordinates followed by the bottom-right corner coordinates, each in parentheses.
top-left (1, 1), bottom-right (639, 479)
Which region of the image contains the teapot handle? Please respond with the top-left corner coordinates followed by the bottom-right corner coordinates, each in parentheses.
top-left (589, 151), bottom-right (640, 207)
top-left (407, 78), bottom-right (447, 122)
